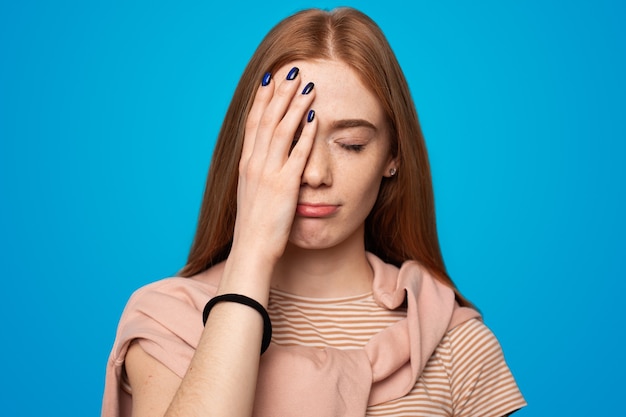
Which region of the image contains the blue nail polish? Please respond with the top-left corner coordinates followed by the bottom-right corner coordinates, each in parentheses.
top-left (261, 72), bottom-right (271, 86)
top-left (307, 109), bottom-right (315, 123)
top-left (286, 67), bottom-right (299, 80)
top-left (302, 82), bottom-right (314, 95)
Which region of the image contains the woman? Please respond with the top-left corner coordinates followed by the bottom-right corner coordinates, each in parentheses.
top-left (102, 7), bottom-right (526, 417)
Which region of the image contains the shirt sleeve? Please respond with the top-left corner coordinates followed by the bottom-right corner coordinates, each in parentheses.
top-left (101, 277), bottom-right (215, 417)
top-left (443, 319), bottom-right (527, 417)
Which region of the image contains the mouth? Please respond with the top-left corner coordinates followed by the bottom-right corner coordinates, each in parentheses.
top-left (295, 203), bottom-right (340, 218)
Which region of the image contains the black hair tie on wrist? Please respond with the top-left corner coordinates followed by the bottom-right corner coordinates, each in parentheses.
top-left (202, 293), bottom-right (272, 355)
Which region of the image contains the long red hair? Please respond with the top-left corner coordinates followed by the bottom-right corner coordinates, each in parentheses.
top-left (180, 7), bottom-right (472, 307)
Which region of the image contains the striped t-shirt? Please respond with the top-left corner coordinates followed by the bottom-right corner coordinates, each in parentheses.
top-left (268, 289), bottom-right (526, 417)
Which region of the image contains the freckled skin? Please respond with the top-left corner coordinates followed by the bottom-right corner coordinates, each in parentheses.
top-left (273, 60), bottom-right (394, 250)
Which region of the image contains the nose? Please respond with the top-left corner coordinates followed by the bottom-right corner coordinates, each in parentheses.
top-left (301, 138), bottom-right (332, 188)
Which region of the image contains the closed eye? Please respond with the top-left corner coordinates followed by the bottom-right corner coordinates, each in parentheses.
top-left (339, 143), bottom-right (365, 152)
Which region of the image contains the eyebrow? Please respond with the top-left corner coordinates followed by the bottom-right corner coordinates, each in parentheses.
top-left (330, 119), bottom-right (378, 132)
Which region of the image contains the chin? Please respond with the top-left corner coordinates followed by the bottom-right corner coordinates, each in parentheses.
top-left (287, 224), bottom-right (361, 252)
top-left (287, 229), bottom-right (339, 251)
top-left (287, 236), bottom-right (336, 251)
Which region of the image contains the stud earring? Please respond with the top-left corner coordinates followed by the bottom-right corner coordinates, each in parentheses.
top-left (389, 167), bottom-right (397, 177)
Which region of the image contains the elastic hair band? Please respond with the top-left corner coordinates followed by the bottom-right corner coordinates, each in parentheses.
top-left (202, 293), bottom-right (272, 355)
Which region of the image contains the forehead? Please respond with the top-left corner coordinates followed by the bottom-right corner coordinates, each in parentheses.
top-left (275, 59), bottom-right (385, 127)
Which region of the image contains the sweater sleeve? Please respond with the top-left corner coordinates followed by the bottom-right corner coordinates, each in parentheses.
top-left (101, 277), bottom-right (216, 417)
top-left (443, 319), bottom-right (527, 417)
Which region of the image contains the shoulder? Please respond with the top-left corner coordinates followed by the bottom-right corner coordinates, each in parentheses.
top-left (440, 318), bottom-right (511, 382)
top-left (122, 262), bottom-right (224, 315)
top-left (446, 318), bottom-right (501, 360)
top-left (437, 319), bottom-right (527, 416)
top-left (102, 268), bottom-right (224, 417)
top-left (108, 263), bottom-right (225, 378)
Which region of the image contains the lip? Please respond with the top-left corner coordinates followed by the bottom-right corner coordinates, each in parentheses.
top-left (296, 203), bottom-right (339, 218)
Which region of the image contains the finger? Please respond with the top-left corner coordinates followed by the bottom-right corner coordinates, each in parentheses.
top-left (284, 108), bottom-right (317, 175)
top-left (251, 66), bottom-right (303, 159)
top-left (241, 72), bottom-right (274, 165)
top-left (266, 81), bottom-right (316, 167)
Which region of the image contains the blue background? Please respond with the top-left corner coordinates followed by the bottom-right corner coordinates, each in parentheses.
top-left (1, 0), bottom-right (624, 415)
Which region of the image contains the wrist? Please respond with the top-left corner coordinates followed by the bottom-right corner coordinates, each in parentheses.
top-left (202, 293), bottom-right (272, 354)
top-left (218, 249), bottom-right (276, 304)
top-left (231, 225), bottom-right (287, 266)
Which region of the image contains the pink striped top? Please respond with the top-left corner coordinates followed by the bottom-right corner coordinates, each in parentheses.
top-left (102, 253), bottom-right (526, 417)
top-left (268, 289), bottom-right (526, 416)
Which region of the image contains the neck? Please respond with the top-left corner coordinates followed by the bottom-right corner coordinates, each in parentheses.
top-left (271, 232), bottom-right (373, 298)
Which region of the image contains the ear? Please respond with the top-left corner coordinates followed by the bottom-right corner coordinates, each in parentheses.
top-left (383, 157), bottom-right (399, 178)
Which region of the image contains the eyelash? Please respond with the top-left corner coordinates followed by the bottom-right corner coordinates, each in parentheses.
top-left (291, 133), bottom-right (366, 153)
top-left (339, 143), bottom-right (365, 152)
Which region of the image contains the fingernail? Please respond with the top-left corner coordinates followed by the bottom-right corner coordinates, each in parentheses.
top-left (301, 82), bottom-right (314, 95)
top-left (261, 72), bottom-right (272, 86)
top-left (307, 109), bottom-right (315, 123)
top-left (286, 67), bottom-right (299, 80)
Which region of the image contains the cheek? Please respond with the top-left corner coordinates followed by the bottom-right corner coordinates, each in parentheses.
top-left (347, 170), bottom-right (384, 210)
top-left (363, 180), bottom-right (383, 209)
top-left (335, 144), bottom-right (390, 209)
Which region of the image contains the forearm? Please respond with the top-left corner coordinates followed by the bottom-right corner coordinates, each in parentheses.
top-left (165, 252), bottom-right (274, 417)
